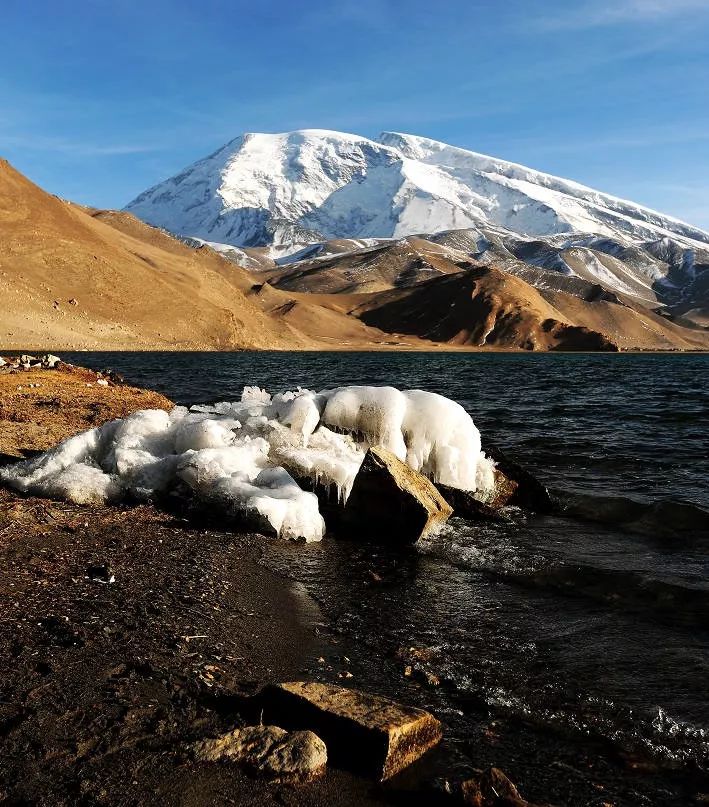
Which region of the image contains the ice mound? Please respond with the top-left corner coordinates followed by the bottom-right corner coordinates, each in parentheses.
top-left (0, 385), bottom-right (492, 541)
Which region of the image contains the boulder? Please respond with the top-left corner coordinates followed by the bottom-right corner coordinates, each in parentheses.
top-left (41, 354), bottom-right (61, 368)
top-left (342, 446), bottom-right (452, 542)
top-left (261, 681), bottom-right (442, 780)
top-left (192, 724), bottom-right (327, 783)
top-left (486, 468), bottom-right (519, 509)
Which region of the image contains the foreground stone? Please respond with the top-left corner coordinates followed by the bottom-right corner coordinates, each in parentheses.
top-left (192, 724), bottom-right (327, 782)
top-left (343, 446), bottom-right (453, 542)
top-left (487, 469), bottom-right (519, 509)
top-left (262, 681), bottom-right (443, 780)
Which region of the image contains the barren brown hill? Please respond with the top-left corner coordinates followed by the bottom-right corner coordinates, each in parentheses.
top-left (354, 265), bottom-right (709, 351)
top-left (267, 238), bottom-right (470, 294)
top-left (245, 281), bottom-right (426, 348)
top-left (0, 161), bottom-right (455, 352)
top-left (0, 159), bottom-right (312, 351)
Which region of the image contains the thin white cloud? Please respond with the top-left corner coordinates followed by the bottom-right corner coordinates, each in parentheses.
top-left (0, 133), bottom-right (158, 157)
top-left (537, 0), bottom-right (709, 30)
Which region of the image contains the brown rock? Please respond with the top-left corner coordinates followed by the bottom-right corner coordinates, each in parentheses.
top-left (395, 646), bottom-right (437, 664)
top-left (262, 681), bottom-right (442, 780)
top-left (461, 767), bottom-right (546, 806)
top-left (483, 444), bottom-right (556, 514)
top-left (192, 724), bottom-right (327, 783)
top-left (488, 469), bottom-right (519, 509)
top-left (342, 446), bottom-right (452, 542)
top-left (435, 483), bottom-right (505, 520)
top-left (436, 468), bottom-right (518, 516)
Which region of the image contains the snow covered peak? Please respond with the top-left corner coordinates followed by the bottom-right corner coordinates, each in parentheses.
top-left (125, 129), bottom-right (709, 252)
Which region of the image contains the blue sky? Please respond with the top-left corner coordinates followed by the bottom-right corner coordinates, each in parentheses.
top-left (1, 0), bottom-right (708, 226)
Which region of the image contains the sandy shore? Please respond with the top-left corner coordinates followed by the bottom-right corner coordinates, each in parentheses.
top-left (0, 362), bottom-right (395, 806)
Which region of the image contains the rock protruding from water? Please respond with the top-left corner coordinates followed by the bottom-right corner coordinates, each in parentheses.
top-left (436, 483), bottom-right (505, 520)
top-left (487, 468), bottom-right (519, 509)
top-left (461, 766), bottom-right (547, 806)
top-left (192, 724), bottom-right (327, 782)
top-left (262, 681), bottom-right (442, 780)
top-left (484, 445), bottom-right (556, 514)
top-left (343, 445), bottom-right (453, 542)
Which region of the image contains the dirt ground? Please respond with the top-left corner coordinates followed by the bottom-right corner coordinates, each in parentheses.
top-left (0, 364), bottom-right (173, 459)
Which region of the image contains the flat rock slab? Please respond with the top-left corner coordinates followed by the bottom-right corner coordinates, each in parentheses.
top-left (192, 724), bottom-right (327, 783)
top-left (343, 445), bottom-right (452, 542)
top-left (262, 681), bottom-right (442, 780)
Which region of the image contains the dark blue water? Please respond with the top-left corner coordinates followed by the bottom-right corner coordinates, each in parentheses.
top-left (63, 351), bottom-right (709, 804)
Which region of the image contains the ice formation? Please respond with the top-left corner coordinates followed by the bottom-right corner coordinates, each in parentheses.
top-left (0, 385), bottom-right (495, 542)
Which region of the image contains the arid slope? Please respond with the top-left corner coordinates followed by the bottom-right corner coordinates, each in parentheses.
top-left (2, 159), bottom-right (707, 352)
top-left (0, 160), bottom-right (310, 350)
top-left (355, 265), bottom-right (709, 351)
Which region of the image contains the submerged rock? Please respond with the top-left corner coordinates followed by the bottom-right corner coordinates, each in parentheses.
top-left (192, 724), bottom-right (327, 782)
top-left (343, 445), bottom-right (453, 542)
top-left (261, 681), bottom-right (442, 780)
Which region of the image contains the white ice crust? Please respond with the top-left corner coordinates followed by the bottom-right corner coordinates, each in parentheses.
top-left (0, 385), bottom-right (493, 542)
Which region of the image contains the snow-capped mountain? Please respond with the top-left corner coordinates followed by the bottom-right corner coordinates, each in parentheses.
top-left (124, 129), bottom-right (709, 309)
top-left (125, 129), bottom-right (709, 251)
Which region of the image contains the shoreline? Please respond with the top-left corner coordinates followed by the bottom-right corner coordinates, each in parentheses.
top-left (0, 489), bottom-right (393, 806)
top-left (3, 345), bottom-right (709, 354)
top-left (0, 360), bottom-right (395, 805)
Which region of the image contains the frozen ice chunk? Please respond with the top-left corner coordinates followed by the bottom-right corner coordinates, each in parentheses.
top-left (475, 453), bottom-right (497, 499)
top-left (174, 417), bottom-right (240, 453)
top-left (316, 386), bottom-right (482, 491)
top-left (242, 386), bottom-right (272, 404)
top-left (0, 385), bottom-right (488, 541)
top-left (271, 389), bottom-right (322, 441)
top-left (320, 386), bottom-right (407, 456)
